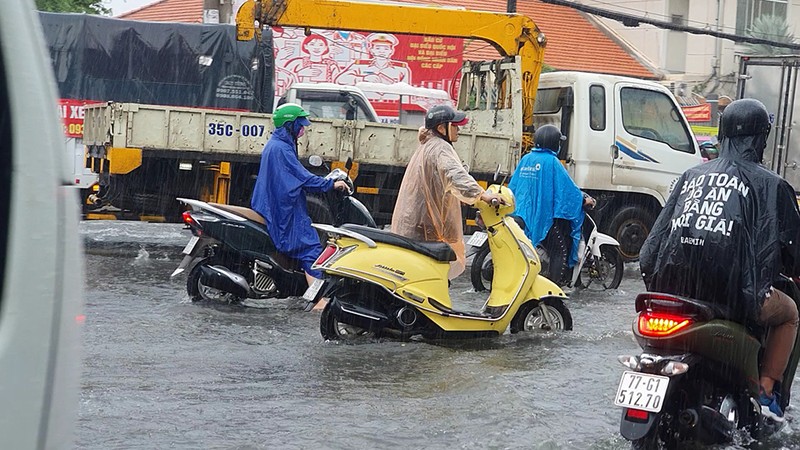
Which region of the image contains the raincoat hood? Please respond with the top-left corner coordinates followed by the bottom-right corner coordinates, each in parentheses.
top-left (719, 134), bottom-right (768, 164)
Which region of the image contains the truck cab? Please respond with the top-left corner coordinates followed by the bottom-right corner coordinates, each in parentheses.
top-left (278, 83), bottom-right (380, 122)
top-left (535, 71), bottom-right (702, 260)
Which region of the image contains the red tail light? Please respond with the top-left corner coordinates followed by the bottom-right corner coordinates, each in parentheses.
top-left (182, 211), bottom-right (196, 226)
top-left (638, 311), bottom-right (693, 337)
top-left (182, 211), bottom-right (203, 234)
top-left (626, 408), bottom-right (649, 421)
top-left (315, 244), bottom-right (338, 266)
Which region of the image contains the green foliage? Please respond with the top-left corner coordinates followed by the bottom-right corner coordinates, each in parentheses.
top-left (35, 0), bottom-right (109, 14)
top-left (542, 63), bottom-right (558, 73)
top-left (742, 14), bottom-right (797, 56)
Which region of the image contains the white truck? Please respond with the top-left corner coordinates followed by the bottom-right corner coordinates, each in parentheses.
top-left (83, 67), bottom-right (700, 261)
top-left (736, 55), bottom-right (800, 191)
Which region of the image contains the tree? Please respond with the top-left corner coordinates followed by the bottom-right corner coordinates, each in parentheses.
top-left (35, 0), bottom-right (109, 14)
top-left (742, 15), bottom-right (797, 56)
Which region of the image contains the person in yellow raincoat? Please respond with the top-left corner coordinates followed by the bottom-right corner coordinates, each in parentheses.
top-left (391, 105), bottom-right (505, 279)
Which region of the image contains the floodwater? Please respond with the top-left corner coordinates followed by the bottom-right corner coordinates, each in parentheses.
top-left (78, 222), bottom-right (800, 449)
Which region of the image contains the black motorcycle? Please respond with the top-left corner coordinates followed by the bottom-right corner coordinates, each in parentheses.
top-left (616, 277), bottom-right (800, 448)
top-left (170, 160), bottom-right (375, 304)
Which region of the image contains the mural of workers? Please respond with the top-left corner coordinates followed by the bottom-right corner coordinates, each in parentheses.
top-left (284, 34), bottom-right (341, 83)
top-left (335, 33), bottom-right (412, 86)
top-left (323, 30), bottom-right (368, 67)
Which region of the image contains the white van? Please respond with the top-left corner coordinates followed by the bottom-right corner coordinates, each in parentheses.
top-left (0, 1), bottom-right (83, 447)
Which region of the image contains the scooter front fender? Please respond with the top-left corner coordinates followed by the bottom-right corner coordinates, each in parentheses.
top-left (590, 232), bottom-right (620, 257)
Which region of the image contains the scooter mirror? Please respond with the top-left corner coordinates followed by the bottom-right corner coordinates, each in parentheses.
top-left (494, 164), bottom-right (502, 182)
top-left (309, 155), bottom-right (324, 167)
top-left (345, 157), bottom-right (353, 171)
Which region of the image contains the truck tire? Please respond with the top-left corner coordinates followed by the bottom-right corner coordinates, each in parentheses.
top-left (607, 206), bottom-right (655, 262)
top-left (306, 195), bottom-right (334, 245)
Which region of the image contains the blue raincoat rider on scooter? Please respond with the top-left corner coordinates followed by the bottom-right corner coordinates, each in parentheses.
top-left (508, 124), bottom-right (595, 282)
top-left (251, 103), bottom-right (348, 292)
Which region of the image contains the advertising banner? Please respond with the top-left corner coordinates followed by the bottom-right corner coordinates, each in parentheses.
top-left (273, 27), bottom-right (462, 122)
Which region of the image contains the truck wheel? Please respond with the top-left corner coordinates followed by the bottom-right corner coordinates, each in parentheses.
top-left (306, 195), bottom-right (334, 245)
top-left (607, 206), bottom-right (655, 262)
top-left (540, 220), bottom-right (571, 286)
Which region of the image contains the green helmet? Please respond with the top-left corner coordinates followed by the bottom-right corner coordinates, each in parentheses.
top-left (273, 102), bottom-right (311, 128)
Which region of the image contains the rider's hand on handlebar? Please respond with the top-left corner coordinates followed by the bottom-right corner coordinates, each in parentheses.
top-left (583, 194), bottom-right (596, 210)
top-left (480, 191), bottom-right (506, 206)
top-left (333, 180), bottom-right (349, 192)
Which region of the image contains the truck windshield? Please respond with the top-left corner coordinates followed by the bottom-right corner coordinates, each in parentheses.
top-left (620, 87), bottom-right (694, 153)
top-left (295, 91), bottom-right (374, 122)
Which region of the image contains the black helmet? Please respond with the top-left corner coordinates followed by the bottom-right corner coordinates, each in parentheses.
top-left (425, 105), bottom-right (468, 130)
top-left (534, 124), bottom-right (566, 151)
top-left (719, 98), bottom-right (771, 139)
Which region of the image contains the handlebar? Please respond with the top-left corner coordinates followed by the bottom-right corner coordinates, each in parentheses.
top-left (490, 198), bottom-right (500, 207)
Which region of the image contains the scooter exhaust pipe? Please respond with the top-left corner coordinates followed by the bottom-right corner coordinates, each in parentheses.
top-left (396, 307), bottom-right (417, 328)
top-left (200, 265), bottom-right (251, 298)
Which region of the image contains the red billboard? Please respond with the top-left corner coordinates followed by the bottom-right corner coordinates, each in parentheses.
top-left (272, 27), bottom-right (463, 122)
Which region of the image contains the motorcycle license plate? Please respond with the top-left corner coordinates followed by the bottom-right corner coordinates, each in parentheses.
top-left (302, 278), bottom-right (324, 302)
top-left (182, 236), bottom-right (199, 255)
top-left (467, 231), bottom-right (488, 247)
top-left (614, 371), bottom-right (670, 413)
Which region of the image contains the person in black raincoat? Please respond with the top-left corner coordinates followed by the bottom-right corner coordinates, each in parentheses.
top-left (251, 103), bottom-right (347, 292)
top-left (640, 98), bottom-right (800, 422)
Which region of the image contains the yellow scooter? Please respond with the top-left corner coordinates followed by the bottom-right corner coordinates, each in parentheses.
top-left (306, 184), bottom-right (573, 341)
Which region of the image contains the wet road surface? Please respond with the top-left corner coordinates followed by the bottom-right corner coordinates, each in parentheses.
top-left (78, 222), bottom-right (800, 449)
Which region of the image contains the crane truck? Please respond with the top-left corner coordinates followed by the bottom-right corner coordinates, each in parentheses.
top-left (83, 0), bottom-right (702, 260)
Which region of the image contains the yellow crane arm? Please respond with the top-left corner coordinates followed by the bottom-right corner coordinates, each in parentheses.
top-left (237, 0), bottom-right (546, 143)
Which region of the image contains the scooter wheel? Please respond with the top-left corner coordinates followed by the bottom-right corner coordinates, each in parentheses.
top-left (510, 297), bottom-right (573, 333)
top-left (319, 300), bottom-right (377, 341)
top-left (577, 245), bottom-right (624, 290)
top-left (470, 245), bottom-right (492, 292)
top-left (186, 261), bottom-right (242, 304)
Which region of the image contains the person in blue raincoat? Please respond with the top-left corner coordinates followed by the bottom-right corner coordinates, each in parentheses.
top-left (508, 125), bottom-right (595, 273)
top-left (251, 103), bottom-right (348, 296)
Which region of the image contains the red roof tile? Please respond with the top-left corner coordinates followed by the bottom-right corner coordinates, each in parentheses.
top-left (118, 0), bottom-right (203, 23)
top-left (119, 0), bottom-right (660, 79)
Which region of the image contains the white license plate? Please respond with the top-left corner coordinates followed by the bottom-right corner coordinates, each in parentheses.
top-left (467, 231), bottom-right (488, 247)
top-left (302, 278), bottom-right (324, 302)
top-left (182, 236), bottom-right (200, 255)
top-left (614, 371), bottom-right (670, 413)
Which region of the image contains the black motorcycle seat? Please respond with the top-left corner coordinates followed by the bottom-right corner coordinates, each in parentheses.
top-left (209, 203), bottom-right (266, 225)
top-left (341, 224), bottom-right (456, 262)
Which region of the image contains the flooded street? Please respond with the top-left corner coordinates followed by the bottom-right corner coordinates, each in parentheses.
top-left (78, 222), bottom-right (800, 449)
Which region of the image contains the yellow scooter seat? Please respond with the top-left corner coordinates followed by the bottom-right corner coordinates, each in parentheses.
top-left (341, 224), bottom-right (456, 262)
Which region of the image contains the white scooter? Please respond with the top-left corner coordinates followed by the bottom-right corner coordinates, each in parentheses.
top-left (470, 209), bottom-right (624, 291)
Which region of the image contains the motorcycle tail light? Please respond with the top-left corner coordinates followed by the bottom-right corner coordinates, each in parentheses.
top-left (315, 244), bottom-right (339, 266)
top-left (182, 211), bottom-right (199, 228)
top-left (626, 408), bottom-right (649, 421)
top-left (638, 311), bottom-right (693, 337)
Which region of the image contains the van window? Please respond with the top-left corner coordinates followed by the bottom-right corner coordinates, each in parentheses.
top-left (589, 85), bottom-right (605, 131)
top-left (620, 87), bottom-right (694, 153)
top-left (0, 47), bottom-right (9, 304)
